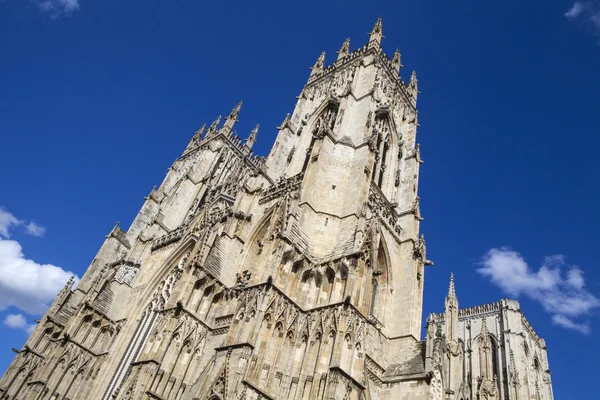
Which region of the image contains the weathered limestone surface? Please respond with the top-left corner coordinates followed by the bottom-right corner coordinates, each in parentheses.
top-left (0, 19), bottom-right (553, 400)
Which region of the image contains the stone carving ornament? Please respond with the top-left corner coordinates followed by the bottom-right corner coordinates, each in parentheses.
top-left (114, 265), bottom-right (139, 285)
top-left (478, 377), bottom-right (498, 400)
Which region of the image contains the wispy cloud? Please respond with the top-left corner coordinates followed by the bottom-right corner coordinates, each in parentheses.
top-left (37, 0), bottom-right (80, 18)
top-left (565, 2), bottom-right (600, 38)
top-left (0, 207), bottom-right (46, 238)
top-left (478, 248), bottom-right (599, 335)
top-left (566, 2), bottom-right (585, 19)
top-left (3, 313), bottom-right (36, 335)
top-left (24, 222), bottom-right (46, 237)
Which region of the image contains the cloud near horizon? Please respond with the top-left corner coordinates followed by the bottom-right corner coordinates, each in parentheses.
top-left (0, 207), bottom-right (78, 316)
top-left (478, 248), bottom-right (599, 335)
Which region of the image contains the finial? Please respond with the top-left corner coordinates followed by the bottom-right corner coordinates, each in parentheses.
top-left (337, 38), bottom-right (351, 60)
top-left (448, 273), bottom-right (457, 300)
top-left (392, 48), bottom-right (402, 73)
top-left (369, 16), bottom-right (384, 48)
top-left (191, 123), bottom-right (206, 141)
top-left (446, 273), bottom-right (458, 308)
top-left (408, 70), bottom-right (419, 102)
top-left (207, 115), bottom-right (221, 134)
top-left (245, 124), bottom-right (259, 149)
top-left (222, 101), bottom-right (242, 136)
top-left (229, 101), bottom-right (242, 121)
top-left (310, 52), bottom-right (326, 76)
top-left (277, 113), bottom-right (292, 130)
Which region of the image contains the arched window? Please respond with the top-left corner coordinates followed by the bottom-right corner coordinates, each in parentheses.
top-left (370, 242), bottom-right (388, 322)
top-left (478, 328), bottom-right (498, 380)
top-left (371, 113), bottom-right (391, 189)
top-left (302, 102), bottom-right (338, 173)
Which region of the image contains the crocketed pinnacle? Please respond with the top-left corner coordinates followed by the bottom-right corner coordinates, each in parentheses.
top-left (222, 101), bottom-right (242, 135)
top-left (448, 273), bottom-right (456, 300)
top-left (445, 273), bottom-right (458, 312)
top-left (408, 70), bottom-right (419, 102)
top-left (369, 16), bottom-right (384, 47)
top-left (206, 115), bottom-right (221, 137)
top-left (191, 123), bottom-right (206, 141)
top-left (310, 52), bottom-right (326, 76)
top-left (337, 38), bottom-right (351, 60)
top-left (245, 124), bottom-right (259, 149)
top-left (392, 48), bottom-right (402, 73)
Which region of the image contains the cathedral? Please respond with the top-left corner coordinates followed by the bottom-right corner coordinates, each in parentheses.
top-left (0, 19), bottom-right (554, 400)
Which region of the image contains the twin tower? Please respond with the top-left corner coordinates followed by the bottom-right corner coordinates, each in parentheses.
top-left (0, 19), bottom-right (553, 400)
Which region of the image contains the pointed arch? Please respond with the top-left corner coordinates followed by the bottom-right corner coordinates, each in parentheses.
top-left (301, 98), bottom-right (340, 173)
top-left (370, 235), bottom-right (391, 325)
top-left (101, 239), bottom-right (194, 400)
top-left (238, 205), bottom-right (277, 281)
top-left (475, 331), bottom-right (498, 380)
top-left (371, 108), bottom-right (402, 195)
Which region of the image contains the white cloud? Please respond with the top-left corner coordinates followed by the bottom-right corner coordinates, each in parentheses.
top-left (24, 222), bottom-right (46, 238)
top-left (565, 2), bottom-right (585, 19)
top-left (552, 314), bottom-right (590, 335)
top-left (37, 0), bottom-right (80, 18)
top-left (478, 248), bottom-right (599, 335)
top-left (0, 208), bottom-right (22, 238)
top-left (0, 207), bottom-right (46, 239)
top-left (0, 238), bottom-right (78, 315)
top-left (565, 2), bottom-right (600, 37)
top-left (3, 313), bottom-right (36, 334)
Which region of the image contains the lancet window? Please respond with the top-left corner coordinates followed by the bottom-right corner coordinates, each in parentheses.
top-left (302, 102), bottom-right (338, 173)
top-left (370, 241), bottom-right (388, 323)
top-left (371, 114), bottom-right (391, 189)
top-left (477, 326), bottom-right (498, 380)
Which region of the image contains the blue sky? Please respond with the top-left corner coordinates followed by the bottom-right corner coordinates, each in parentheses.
top-left (1, 0), bottom-right (599, 397)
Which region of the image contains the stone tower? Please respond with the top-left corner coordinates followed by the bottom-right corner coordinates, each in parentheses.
top-left (0, 19), bottom-right (553, 400)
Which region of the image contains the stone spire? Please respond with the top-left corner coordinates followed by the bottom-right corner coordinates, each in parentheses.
top-left (392, 48), bottom-right (402, 74)
top-left (444, 273), bottom-right (459, 341)
top-left (368, 16), bottom-right (384, 48)
top-left (206, 115), bottom-right (221, 137)
top-left (408, 70), bottom-right (419, 101)
top-left (191, 123), bottom-right (206, 142)
top-left (310, 51), bottom-right (326, 77)
top-left (337, 38), bottom-right (350, 60)
top-left (245, 124), bottom-right (259, 150)
top-left (222, 101), bottom-right (242, 136)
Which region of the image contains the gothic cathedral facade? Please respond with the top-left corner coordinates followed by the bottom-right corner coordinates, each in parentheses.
top-left (0, 19), bottom-right (553, 400)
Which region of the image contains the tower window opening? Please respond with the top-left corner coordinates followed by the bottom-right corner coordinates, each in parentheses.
top-left (372, 114), bottom-right (391, 189)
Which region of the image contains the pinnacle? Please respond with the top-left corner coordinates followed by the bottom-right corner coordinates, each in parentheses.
top-left (227, 101), bottom-right (242, 121)
top-left (369, 16), bottom-right (384, 47)
top-left (371, 16), bottom-right (383, 34)
top-left (448, 273), bottom-right (456, 300)
top-left (337, 38), bottom-right (351, 60)
top-left (392, 48), bottom-right (402, 72)
top-left (310, 52), bottom-right (326, 77)
top-left (245, 124), bottom-right (259, 149)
